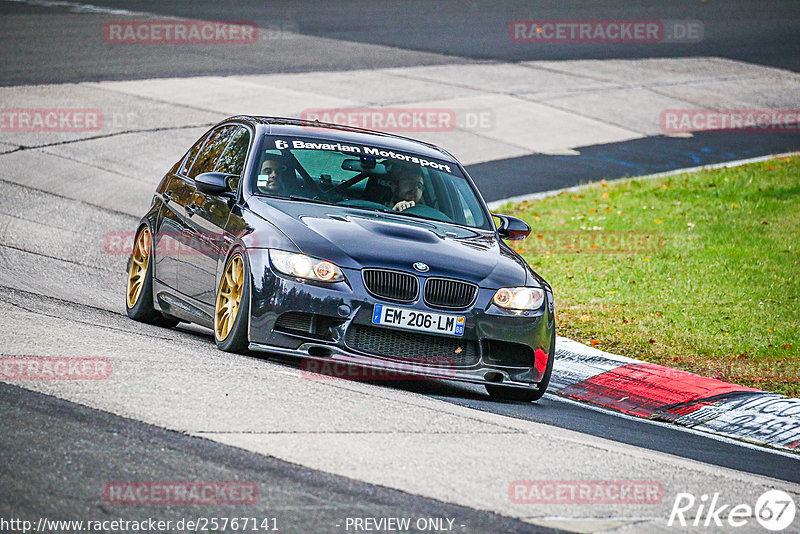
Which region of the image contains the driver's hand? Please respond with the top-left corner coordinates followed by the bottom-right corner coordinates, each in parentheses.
top-left (392, 200), bottom-right (416, 212)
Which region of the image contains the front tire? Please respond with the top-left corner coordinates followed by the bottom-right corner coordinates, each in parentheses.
top-left (125, 225), bottom-right (180, 328)
top-left (485, 330), bottom-right (555, 402)
top-left (214, 251), bottom-right (250, 353)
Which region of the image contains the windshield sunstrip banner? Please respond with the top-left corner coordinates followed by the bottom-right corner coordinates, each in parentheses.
top-left (271, 138), bottom-right (454, 174)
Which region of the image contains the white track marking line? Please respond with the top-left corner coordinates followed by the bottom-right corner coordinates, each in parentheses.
top-left (3, 0), bottom-right (152, 16)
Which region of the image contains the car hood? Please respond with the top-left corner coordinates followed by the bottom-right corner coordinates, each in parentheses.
top-left (249, 197), bottom-right (534, 288)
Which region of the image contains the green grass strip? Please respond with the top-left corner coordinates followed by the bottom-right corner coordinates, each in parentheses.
top-left (498, 155), bottom-right (800, 396)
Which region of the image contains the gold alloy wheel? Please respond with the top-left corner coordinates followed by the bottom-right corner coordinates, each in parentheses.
top-left (215, 254), bottom-right (245, 341)
top-left (126, 227), bottom-right (151, 308)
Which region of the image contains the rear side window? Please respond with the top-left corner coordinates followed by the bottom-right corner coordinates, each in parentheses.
top-left (178, 131), bottom-right (211, 176)
top-left (188, 125), bottom-right (238, 179)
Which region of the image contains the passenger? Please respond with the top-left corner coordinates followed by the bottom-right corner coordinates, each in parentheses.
top-left (258, 156), bottom-right (295, 195)
top-left (386, 162), bottom-right (425, 212)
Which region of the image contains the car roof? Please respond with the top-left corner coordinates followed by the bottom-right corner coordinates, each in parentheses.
top-left (224, 115), bottom-right (458, 163)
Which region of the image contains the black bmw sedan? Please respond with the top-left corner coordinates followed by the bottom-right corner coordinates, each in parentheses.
top-left (126, 116), bottom-right (555, 401)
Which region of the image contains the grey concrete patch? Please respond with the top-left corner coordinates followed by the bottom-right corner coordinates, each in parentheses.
top-left (0, 81), bottom-right (220, 148)
top-left (0, 181), bottom-right (133, 271)
top-left (406, 127), bottom-right (531, 167)
top-left (2, 56), bottom-right (788, 168)
top-left (0, 148), bottom-right (161, 216)
top-left (90, 76), bottom-right (361, 117)
top-left (524, 87), bottom-right (699, 136)
top-left (521, 57), bottom-right (784, 86)
top-left (0, 249), bottom-right (124, 312)
top-left (654, 75), bottom-right (800, 109)
top-left (385, 63), bottom-right (619, 96)
top-left (235, 69), bottom-right (484, 106)
top-left (40, 128), bottom-right (208, 187)
top-left (83, 67), bottom-right (643, 158)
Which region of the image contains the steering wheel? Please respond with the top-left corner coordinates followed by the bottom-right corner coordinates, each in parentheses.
top-left (313, 172), bottom-right (368, 201)
top-left (336, 199), bottom-right (388, 210)
top-left (401, 203), bottom-right (452, 222)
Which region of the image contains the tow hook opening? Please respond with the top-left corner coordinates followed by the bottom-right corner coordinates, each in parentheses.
top-left (484, 371), bottom-right (504, 383)
top-left (308, 346), bottom-right (333, 358)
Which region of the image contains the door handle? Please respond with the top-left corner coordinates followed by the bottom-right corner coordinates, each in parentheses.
top-left (186, 204), bottom-right (199, 217)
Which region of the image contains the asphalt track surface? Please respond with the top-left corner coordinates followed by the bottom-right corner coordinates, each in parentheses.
top-left (2, 0), bottom-right (800, 531)
top-left (0, 382), bottom-right (562, 534)
top-left (1, 0), bottom-right (798, 85)
top-left (268, 355), bottom-right (800, 485)
top-left (470, 131), bottom-right (800, 202)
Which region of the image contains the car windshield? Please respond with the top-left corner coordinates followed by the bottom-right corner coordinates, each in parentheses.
top-left (250, 135), bottom-right (493, 230)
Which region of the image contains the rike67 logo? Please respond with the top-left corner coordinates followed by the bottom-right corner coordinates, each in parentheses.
top-left (668, 490), bottom-right (796, 531)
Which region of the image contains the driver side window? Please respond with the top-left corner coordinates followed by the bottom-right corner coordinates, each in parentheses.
top-left (188, 125), bottom-right (238, 179)
top-left (215, 127), bottom-right (251, 191)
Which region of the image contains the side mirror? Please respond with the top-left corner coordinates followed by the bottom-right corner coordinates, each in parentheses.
top-left (195, 172), bottom-right (236, 196)
top-left (493, 214), bottom-right (531, 241)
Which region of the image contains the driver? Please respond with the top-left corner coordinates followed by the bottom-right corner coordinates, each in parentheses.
top-left (258, 155), bottom-right (295, 195)
top-left (386, 162), bottom-right (424, 212)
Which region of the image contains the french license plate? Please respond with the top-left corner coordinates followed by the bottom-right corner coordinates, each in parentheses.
top-left (371, 304), bottom-right (465, 336)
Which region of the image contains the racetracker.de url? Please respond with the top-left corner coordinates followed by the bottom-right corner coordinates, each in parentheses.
top-left (0, 517), bottom-right (279, 533)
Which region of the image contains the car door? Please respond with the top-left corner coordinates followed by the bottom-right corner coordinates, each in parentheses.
top-left (154, 130), bottom-right (211, 291)
top-left (180, 125), bottom-right (250, 307)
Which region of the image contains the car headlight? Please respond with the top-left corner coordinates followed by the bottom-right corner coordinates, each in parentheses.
top-left (493, 287), bottom-right (544, 310)
top-left (269, 250), bottom-right (344, 282)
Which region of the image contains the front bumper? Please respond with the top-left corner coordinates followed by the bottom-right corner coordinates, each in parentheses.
top-left (246, 250), bottom-right (554, 389)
